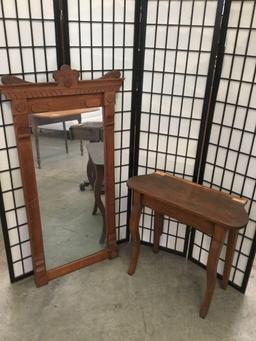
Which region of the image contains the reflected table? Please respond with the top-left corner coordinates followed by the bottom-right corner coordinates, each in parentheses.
top-left (70, 121), bottom-right (103, 142)
top-left (127, 171), bottom-right (249, 318)
top-left (71, 121), bottom-right (103, 191)
top-left (86, 141), bottom-right (105, 244)
top-left (30, 108), bottom-right (87, 168)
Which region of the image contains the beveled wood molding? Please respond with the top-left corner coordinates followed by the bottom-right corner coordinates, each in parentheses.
top-left (1, 66), bottom-right (122, 101)
top-left (1, 75), bottom-right (32, 85)
top-left (0, 65), bottom-right (123, 286)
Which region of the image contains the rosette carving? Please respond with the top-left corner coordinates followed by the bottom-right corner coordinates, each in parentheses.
top-left (53, 65), bottom-right (79, 88)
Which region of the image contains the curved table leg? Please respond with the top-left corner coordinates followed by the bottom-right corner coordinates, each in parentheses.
top-left (92, 198), bottom-right (97, 216)
top-left (128, 191), bottom-right (142, 275)
top-left (93, 165), bottom-right (106, 244)
top-left (153, 212), bottom-right (164, 253)
top-left (78, 116), bottom-right (83, 156)
top-left (87, 156), bottom-right (95, 189)
top-left (63, 121), bottom-right (68, 154)
top-left (200, 225), bottom-right (226, 318)
top-left (33, 124), bottom-right (41, 169)
top-left (222, 229), bottom-right (238, 289)
top-left (80, 140), bottom-right (84, 156)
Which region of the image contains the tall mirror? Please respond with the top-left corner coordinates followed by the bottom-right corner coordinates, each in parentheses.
top-left (0, 66), bottom-right (123, 286)
top-left (30, 107), bottom-right (105, 270)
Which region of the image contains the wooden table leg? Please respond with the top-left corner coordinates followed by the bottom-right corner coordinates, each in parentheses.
top-left (153, 212), bottom-right (164, 253)
top-left (80, 140), bottom-right (83, 156)
top-left (128, 191), bottom-right (142, 276)
top-left (222, 229), bottom-right (238, 289)
top-left (33, 124), bottom-right (41, 169)
top-left (199, 225), bottom-right (226, 318)
top-left (92, 165), bottom-right (106, 244)
top-left (78, 116), bottom-right (83, 156)
top-left (87, 156), bottom-right (95, 189)
top-left (63, 121), bottom-right (68, 153)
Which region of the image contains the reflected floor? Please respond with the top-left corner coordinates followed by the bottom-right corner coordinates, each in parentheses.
top-left (32, 134), bottom-right (104, 270)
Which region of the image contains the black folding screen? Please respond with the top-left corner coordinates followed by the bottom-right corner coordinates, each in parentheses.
top-left (66, 0), bottom-right (135, 243)
top-left (189, 0), bottom-right (256, 292)
top-left (135, 0), bottom-right (219, 255)
top-left (0, 0), bottom-right (57, 281)
top-left (0, 0), bottom-right (255, 292)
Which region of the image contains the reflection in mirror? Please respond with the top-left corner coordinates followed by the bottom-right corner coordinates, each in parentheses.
top-left (29, 107), bottom-right (105, 269)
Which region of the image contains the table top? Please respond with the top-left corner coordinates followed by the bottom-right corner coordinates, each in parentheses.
top-left (31, 107), bottom-right (98, 119)
top-left (127, 172), bottom-right (249, 229)
top-left (74, 121), bottom-right (103, 128)
top-left (86, 142), bottom-right (104, 166)
top-left (71, 121), bottom-right (104, 141)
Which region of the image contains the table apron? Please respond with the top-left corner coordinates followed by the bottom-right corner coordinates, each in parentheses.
top-left (30, 114), bottom-right (82, 125)
top-left (143, 196), bottom-right (215, 236)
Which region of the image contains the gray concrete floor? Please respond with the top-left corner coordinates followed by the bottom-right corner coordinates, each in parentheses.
top-left (0, 230), bottom-right (256, 341)
top-left (0, 134), bottom-right (255, 340)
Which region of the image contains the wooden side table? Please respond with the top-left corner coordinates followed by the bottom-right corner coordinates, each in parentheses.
top-left (127, 172), bottom-right (249, 318)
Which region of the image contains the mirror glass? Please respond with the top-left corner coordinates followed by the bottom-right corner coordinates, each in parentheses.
top-left (29, 107), bottom-right (106, 269)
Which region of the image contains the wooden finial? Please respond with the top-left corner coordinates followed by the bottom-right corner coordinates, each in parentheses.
top-left (99, 70), bottom-right (121, 79)
top-left (53, 65), bottom-right (79, 88)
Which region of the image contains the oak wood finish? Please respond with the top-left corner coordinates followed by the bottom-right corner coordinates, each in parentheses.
top-left (0, 65), bottom-right (123, 286)
top-left (127, 172), bottom-right (249, 318)
top-left (153, 212), bottom-right (163, 253)
top-left (221, 229), bottom-right (239, 289)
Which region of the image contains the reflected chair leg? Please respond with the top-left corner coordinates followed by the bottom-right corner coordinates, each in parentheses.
top-left (78, 116), bottom-right (83, 156)
top-left (200, 225), bottom-right (226, 318)
top-left (90, 161), bottom-right (100, 215)
top-left (93, 166), bottom-right (105, 243)
top-left (222, 229), bottom-right (238, 289)
top-left (33, 124), bottom-right (41, 169)
top-left (153, 212), bottom-right (164, 253)
top-left (128, 191), bottom-right (142, 276)
top-left (63, 121), bottom-right (68, 153)
top-left (92, 199), bottom-right (97, 215)
top-left (87, 157), bottom-right (95, 189)
top-left (80, 140), bottom-right (83, 156)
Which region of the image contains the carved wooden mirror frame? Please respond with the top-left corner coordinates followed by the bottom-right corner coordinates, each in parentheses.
top-left (0, 65), bottom-right (123, 286)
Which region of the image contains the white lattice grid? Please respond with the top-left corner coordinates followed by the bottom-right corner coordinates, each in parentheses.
top-left (0, 0), bottom-right (57, 278)
top-left (68, 0), bottom-right (135, 241)
top-left (137, 0), bottom-right (218, 253)
top-left (191, 0), bottom-right (256, 288)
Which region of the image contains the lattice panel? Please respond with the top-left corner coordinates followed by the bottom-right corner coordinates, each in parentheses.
top-left (68, 0), bottom-right (135, 241)
top-left (137, 0), bottom-right (218, 254)
top-left (0, 0), bottom-right (57, 280)
top-left (190, 0), bottom-right (256, 290)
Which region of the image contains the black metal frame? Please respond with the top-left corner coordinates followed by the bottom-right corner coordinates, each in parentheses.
top-left (0, 182), bottom-right (15, 282)
top-left (188, 0), bottom-right (231, 263)
top-left (66, 0), bottom-right (135, 242)
top-left (0, 0), bottom-right (59, 281)
top-left (54, 0), bottom-right (70, 68)
top-left (192, 0), bottom-right (227, 184)
top-left (127, 0), bottom-right (149, 240)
